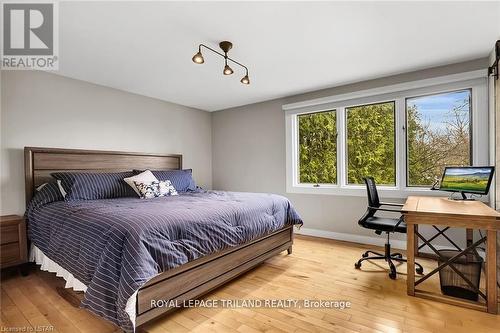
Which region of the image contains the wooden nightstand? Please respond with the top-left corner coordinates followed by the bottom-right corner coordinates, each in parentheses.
top-left (1, 215), bottom-right (28, 274)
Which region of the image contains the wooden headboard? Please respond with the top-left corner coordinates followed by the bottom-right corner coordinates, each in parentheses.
top-left (24, 147), bottom-right (182, 204)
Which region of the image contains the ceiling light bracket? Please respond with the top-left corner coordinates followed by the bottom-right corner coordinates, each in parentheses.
top-left (219, 41), bottom-right (233, 54)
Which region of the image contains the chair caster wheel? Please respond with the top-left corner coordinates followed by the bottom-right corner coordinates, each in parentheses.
top-left (362, 253), bottom-right (368, 258)
top-left (416, 267), bottom-right (424, 275)
top-left (389, 271), bottom-right (397, 279)
top-left (354, 262), bottom-right (361, 269)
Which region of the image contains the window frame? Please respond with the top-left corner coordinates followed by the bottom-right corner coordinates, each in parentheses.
top-left (405, 88), bottom-right (473, 188)
top-left (284, 70), bottom-right (489, 198)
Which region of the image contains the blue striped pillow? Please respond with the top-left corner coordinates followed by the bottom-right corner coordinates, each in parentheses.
top-left (32, 181), bottom-right (64, 204)
top-left (52, 171), bottom-right (136, 201)
top-left (133, 169), bottom-right (196, 192)
top-left (26, 181), bottom-right (64, 217)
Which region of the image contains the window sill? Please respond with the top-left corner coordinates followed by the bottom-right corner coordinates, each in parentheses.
top-left (286, 184), bottom-right (489, 200)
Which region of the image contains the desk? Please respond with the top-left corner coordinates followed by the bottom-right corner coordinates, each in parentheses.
top-left (403, 196), bottom-right (499, 314)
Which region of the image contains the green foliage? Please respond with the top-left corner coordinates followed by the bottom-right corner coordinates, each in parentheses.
top-left (298, 111), bottom-right (337, 184)
top-left (407, 99), bottom-right (470, 186)
top-left (346, 102), bottom-right (396, 185)
top-left (297, 96), bottom-right (470, 188)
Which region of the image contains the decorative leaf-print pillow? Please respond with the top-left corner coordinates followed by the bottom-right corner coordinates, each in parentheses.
top-left (133, 180), bottom-right (179, 199)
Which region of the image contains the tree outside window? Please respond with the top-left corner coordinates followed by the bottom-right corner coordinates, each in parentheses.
top-left (407, 90), bottom-right (471, 186)
top-left (346, 101), bottom-right (396, 185)
top-left (298, 110), bottom-right (337, 184)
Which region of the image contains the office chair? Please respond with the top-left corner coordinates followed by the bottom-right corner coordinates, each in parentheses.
top-left (354, 177), bottom-right (424, 279)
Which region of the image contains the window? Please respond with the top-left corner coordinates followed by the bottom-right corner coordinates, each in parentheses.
top-left (298, 110), bottom-right (337, 184)
top-left (406, 90), bottom-right (472, 186)
top-left (285, 71), bottom-right (488, 197)
top-left (346, 101), bottom-right (396, 186)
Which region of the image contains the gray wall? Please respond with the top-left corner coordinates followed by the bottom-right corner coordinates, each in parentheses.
top-left (1, 71), bottom-right (212, 215)
top-left (212, 58), bottom-right (489, 244)
top-left (0, 58), bottom-right (491, 245)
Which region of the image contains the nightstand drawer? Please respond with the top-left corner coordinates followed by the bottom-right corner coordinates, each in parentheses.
top-left (1, 242), bottom-right (21, 266)
top-left (0, 215), bottom-right (27, 269)
top-left (1, 225), bottom-right (19, 245)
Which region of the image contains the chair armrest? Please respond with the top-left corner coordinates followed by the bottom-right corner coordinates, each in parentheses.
top-left (393, 217), bottom-right (405, 231)
top-left (368, 206), bottom-right (402, 213)
top-left (379, 202), bottom-right (404, 207)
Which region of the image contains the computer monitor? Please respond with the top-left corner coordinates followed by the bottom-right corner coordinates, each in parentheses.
top-left (439, 166), bottom-right (495, 200)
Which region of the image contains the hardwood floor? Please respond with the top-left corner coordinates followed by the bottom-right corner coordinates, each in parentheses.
top-left (1, 235), bottom-right (500, 333)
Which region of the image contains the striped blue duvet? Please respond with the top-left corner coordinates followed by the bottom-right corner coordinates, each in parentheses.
top-left (26, 190), bottom-right (303, 332)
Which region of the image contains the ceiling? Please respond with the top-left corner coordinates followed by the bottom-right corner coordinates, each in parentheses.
top-left (57, 1), bottom-right (500, 111)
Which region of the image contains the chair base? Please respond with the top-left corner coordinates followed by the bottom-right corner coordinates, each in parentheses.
top-left (354, 234), bottom-right (424, 280)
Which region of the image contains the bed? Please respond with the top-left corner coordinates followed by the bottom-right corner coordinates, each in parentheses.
top-left (24, 147), bottom-right (302, 332)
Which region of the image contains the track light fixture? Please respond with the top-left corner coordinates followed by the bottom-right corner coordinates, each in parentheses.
top-left (192, 41), bottom-right (250, 85)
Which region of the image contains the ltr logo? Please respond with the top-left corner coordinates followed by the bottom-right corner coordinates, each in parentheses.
top-left (3, 3), bottom-right (53, 55)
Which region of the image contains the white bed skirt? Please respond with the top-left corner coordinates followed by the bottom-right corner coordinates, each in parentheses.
top-left (29, 245), bottom-right (137, 327)
top-left (30, 245), bottom-right (87, 291)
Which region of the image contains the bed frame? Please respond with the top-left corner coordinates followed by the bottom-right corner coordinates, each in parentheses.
top-left (24, 147), bottom-right (294, 328)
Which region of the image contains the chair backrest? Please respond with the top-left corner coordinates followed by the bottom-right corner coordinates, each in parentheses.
top-left (364, 177), bottom-right (380, 208)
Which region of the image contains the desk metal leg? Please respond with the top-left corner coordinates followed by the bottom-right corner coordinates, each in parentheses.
top-left (487, 230), bottom-right (498, 314)
top-left (407, 223), bottom-right (415, 296)
top-left (417, 225), bottom-right (463, 259)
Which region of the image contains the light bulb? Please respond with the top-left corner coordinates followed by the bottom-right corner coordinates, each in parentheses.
top-left (192, 51), bottom-right (204, 64)
top-left (240, 75), bottom-right (250, 84)
top-left (223, 64), bottom-right (234, 75)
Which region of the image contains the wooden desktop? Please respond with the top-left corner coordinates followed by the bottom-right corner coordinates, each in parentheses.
top-left (403, 196), bottom-right (499, 314)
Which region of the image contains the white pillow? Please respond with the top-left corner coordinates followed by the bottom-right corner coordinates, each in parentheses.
top-left (124, 170), bottom-right (159, 196)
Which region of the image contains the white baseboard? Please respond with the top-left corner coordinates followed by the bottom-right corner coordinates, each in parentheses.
top-left (295, 227), bottom-right (453, 254)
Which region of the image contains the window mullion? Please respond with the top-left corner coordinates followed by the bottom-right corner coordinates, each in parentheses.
top-left (337, 107), bottom-right (346, 187)
top-left (292, 114), bottom-right (299, 186)
top-left (396, 98), bottom-right (405, 190)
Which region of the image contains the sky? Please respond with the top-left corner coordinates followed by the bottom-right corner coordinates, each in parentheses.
top-left (445, 167), bottom-right (491, 176)
top-left (407, 90), bottom-right (470, 131)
